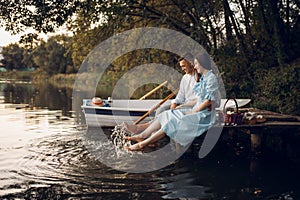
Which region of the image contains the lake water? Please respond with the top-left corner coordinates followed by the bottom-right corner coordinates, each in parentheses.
top-left (0, 81), bottom-right (299, 199)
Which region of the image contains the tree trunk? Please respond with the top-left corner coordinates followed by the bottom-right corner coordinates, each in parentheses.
top-left (270, 0), bottom-right (288, 66)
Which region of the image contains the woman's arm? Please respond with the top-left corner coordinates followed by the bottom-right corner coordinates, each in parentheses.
top-left (184, 99), bottom-right (212, 115)
top-left (192, 99), bottom-right (211, 112)
top-left (175, 99), bottom-right (198, 109)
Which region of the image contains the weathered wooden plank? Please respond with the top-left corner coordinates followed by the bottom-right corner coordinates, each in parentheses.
top-left (221, 121), bottom-right (300, 129)
top-left (245, 108), bottom-right (300, 122)
top-left (263, 121), bottom-right (300, 127)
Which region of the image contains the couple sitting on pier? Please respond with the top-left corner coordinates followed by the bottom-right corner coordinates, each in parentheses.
top-left (123, 51), bottom-right (221, 151)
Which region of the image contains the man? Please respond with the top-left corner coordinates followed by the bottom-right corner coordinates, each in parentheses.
top-left (124, 53), bottom-right (198, 134)
top-left (170, 53), bottom-right (197, 109)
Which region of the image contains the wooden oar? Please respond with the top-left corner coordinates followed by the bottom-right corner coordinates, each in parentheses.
top-left (139, 81), bottom-right (168, 100)
top-left (134, 89), bottom-right (179, 125)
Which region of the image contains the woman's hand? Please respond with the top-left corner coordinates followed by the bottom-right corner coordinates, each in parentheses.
top-left (175, 105), bottom-right (184, 109)
top-left (177, 99), bottom-right (198, 109)
top-left (184, 110), bottom-right (194, 115)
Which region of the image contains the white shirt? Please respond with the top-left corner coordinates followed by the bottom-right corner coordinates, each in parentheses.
top-left (171, 73), bottom-right (197, 105)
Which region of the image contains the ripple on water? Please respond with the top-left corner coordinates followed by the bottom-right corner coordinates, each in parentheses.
top-left (0, 125), bottom-right (160, 198)
top-left (1, 107), bottom-right (299, 199)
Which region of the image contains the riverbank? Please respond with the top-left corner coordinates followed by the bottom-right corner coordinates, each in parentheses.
top-left (0, 70), bottom-right (33, 82)
top-left (0, 71), bottom-right (164, 99)
top-left (1, 65), bottom-right (299, 116)
top-left (0, 70), bottom-right (76, 87)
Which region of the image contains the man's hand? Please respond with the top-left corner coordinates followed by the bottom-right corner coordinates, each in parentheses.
top-left (208, 104), bottom-right (212, 111)
top-left (170, 103), bottom-right (177, 109)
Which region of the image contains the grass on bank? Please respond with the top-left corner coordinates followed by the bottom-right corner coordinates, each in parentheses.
top-left (0, 70), bottom-right (33, 81)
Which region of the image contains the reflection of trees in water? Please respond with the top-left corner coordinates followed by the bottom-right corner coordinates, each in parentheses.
top-left (34, 82), bottom-right (73, 116)
top-left (2, 82), bottom-right (73, 116)
top-left (1, 81), bottom-right (170, 119)
top-left (3, 83), bottom-right (35, 104)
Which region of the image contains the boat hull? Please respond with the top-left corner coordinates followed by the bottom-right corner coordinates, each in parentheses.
top-left (81, 99), bottom-right (251, 127)
top-left (82, 99), bottom-right (170, 127)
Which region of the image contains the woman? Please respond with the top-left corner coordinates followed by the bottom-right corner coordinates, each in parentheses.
top-left (125, 51), bottom-right (221, 151)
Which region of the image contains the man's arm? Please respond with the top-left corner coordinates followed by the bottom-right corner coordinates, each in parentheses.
top-left (170, 75), bottom-right (186, 109)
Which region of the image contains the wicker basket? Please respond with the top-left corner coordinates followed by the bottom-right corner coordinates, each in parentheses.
top-left (223, 99), bottom-right (244, 126)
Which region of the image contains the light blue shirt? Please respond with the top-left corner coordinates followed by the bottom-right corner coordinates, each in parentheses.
top-left (193, 70), bottom-right (221, 108)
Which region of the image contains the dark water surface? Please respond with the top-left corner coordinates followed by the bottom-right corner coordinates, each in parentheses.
top-left (0, 81), bottom-right (299, 199)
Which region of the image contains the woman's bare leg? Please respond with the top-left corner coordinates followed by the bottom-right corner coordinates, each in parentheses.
top-left (123, 122), bottom-right (150, 135)
top-left (125, 129), bottom-right (166, 151)
top-left (126, 120), bottom-right (161, 139)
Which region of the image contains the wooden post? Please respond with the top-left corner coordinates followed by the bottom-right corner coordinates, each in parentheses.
top-left (228, 129), bottom-right (236, 143)
top-left (250, 133), bottom-right (262, 155)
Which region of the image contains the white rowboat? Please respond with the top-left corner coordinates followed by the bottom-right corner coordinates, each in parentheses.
top-left (81, 98), bottom-right (251, 127)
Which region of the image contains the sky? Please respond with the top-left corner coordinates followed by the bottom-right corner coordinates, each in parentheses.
top-left (0, 28), bottom-right (23, 47)
top-left (0, 27), bottom-right (68, 47)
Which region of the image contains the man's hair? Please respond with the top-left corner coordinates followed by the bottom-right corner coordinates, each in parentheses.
top-left (178, 53), bottom-right (193, 63)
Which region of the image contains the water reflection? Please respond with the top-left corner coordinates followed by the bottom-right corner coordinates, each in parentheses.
top-left (0, 81), bottom-right (300, 199)
top-left (1, 81), bottom-right (73, 117)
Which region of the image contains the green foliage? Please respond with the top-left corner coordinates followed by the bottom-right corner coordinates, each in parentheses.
top-left (0, 70), bottom-right (33, 81)
top-left (0, 0), bottom-right (82, 34)
top-left (0, 0), bottom-right (300, 114)
top-left (254, 64), bottom-right (300, 115)
top-left (69, 24), bottom-right (115, 71)
top-left (0, 44), bottom-right (35, 70)
top-left (32, 35), bottom-right (73, 75)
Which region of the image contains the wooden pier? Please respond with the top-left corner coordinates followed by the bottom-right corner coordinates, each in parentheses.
top-left (218, 108), bottom-right (300, 157)
top-left (188, 108), bottom-right (300, 160)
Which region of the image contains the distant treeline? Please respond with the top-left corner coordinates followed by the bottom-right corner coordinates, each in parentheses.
top-left (0, 0), bottom-right (299, 115)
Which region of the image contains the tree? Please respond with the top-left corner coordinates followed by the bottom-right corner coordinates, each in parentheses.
top-left (0, 0), bottom-right (299, 113)
top-left (32, 35), bottom-right (73, 74)
top-left (1, 0), bottom-right (299, 65)
top-left (0, 0), bottom-right (82, 34)
top-left (0, 43), bottom-right (25, 70)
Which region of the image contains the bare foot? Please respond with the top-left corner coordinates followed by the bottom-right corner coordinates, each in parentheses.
top-left (123, 122), bottom-right (140, 135)
top-left (148, 143), bottom-right (156, 148)
top-left (124, 136), bottom-right (144, 143)
top-left (124, 136), bottom-right (155, 148)
top-left (125, 143), bottom-right (144, 151)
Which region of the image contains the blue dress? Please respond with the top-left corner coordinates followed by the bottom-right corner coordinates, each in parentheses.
top-left (157, 70), bottom-right (221, 146)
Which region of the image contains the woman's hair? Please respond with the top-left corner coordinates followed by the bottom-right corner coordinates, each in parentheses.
top-left (194, 51), bottom-right (211, 70)
top-left (195, 72), bottom-right (201, 82)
